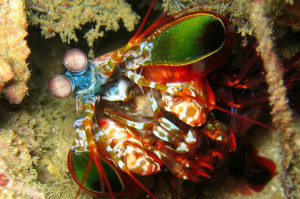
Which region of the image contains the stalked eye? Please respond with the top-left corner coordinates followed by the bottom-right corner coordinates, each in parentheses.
top-left (48, 75), bottom-right (74, 98)
top-left (63, 48), bottom-right (87, 72)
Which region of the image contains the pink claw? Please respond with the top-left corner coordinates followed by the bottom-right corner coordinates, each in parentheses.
top-left (48, 76), bottom-right (73, 98)
top-left (63, 48), bottom-right (87, 72)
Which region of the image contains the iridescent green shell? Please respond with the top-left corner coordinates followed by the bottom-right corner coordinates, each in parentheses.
top-left (68, 150), bottom-right (124, 193)
top-left (141, 13), bottom-right (226, 66)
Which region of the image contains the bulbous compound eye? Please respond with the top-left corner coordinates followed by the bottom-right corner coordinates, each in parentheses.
top-left (63, 48), bottom-right (87, 72)
top-left (48, 76), bottom-right (73, 98)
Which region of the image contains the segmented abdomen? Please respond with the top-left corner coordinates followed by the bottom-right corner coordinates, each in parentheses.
top-left (97, 118), bottom-right (161, 176)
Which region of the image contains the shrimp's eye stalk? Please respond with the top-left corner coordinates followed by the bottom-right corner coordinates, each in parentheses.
top-left (48, 75), bottom-right (74, 98)
top-left (63, 48), bottom-right (87, 72)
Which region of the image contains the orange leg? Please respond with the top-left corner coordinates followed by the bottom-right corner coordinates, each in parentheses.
top-left (71, 95), bottom-right (157, 198)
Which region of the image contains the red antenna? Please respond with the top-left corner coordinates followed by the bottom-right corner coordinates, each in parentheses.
top-left (130, 0), bottom-right (156, 44)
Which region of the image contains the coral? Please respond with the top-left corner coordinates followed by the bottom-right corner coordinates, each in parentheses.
top-left (0, 114), bottom-right (45, 199)
top-left (0, 57), bottom-right (14, 90)
top-left (26, 0), bottom-right (140, 57)
top-left (0, 0), bottom-right (31, 104)
top-left (249, 1), bottom-right (298, 199)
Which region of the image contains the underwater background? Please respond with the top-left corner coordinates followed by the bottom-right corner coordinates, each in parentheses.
top-left (0, 0), bottom-right (299, 198)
